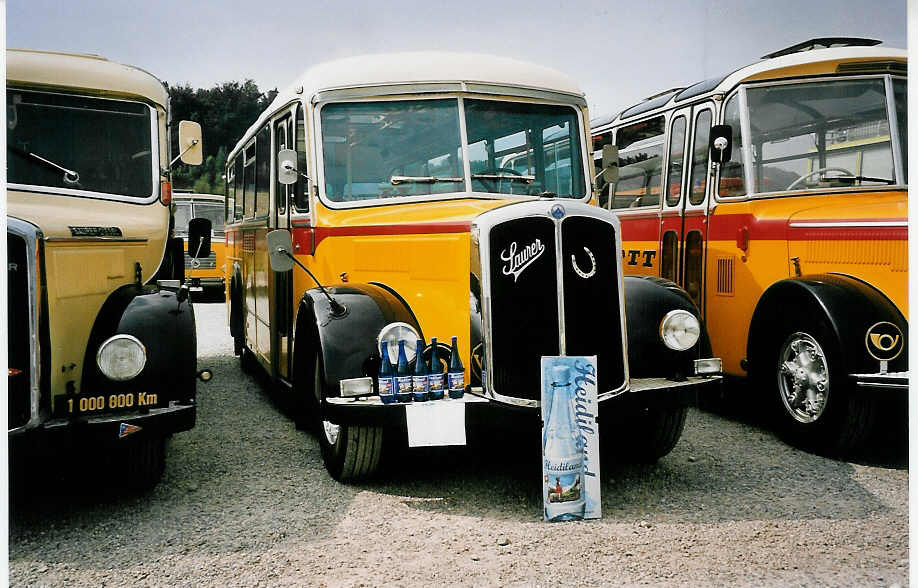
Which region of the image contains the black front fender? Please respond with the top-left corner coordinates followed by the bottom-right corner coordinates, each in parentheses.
top-left (294, 283), bottom-right (421, 402)
top-left (623, 276), bottom-right (711, 379)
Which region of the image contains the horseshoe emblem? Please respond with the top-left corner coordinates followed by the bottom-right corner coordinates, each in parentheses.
top-left (571, 247), bottom-right (596, 279)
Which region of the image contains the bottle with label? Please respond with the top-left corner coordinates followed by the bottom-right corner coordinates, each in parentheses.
top-left (378, 341), bottom-right (396, 404)
top-left (447, 336), bottom-right (464, 399)
top-left (543, 364), bottom-right (585, 522)
top-left (395, 339), bottom-right (413, 403)
top-left (412, 339), bottom-right (429, 402)
top-left (427, 337), bottom-right (445, 400)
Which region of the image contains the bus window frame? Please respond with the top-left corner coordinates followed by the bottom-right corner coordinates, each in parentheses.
top-left (243, 140), bottom-right (256, 219)
top-left (312, 93), bottom-right (592, 211)
top-left (274, 112), bottom-right (292, 217)
top-left (7, 90), bottom-right (162, 205)
top-left (608, 112), bottom-right (668, 211)
top-left (713, 74), bottom-right (906, 204)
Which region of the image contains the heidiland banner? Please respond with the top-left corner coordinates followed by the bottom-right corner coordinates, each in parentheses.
top-left (540, 356), bottom-right (601, 521)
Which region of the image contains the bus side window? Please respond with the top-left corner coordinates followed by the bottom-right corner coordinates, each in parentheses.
top-left (612, 116), bottom-right (665, 209)
top-left (293, 103), bottom-right (309, 213)
top-left (234, 156), bottom-right (243, 220)
top-left (243, 142), bottom-right (255, 218)
top-left (255, 124), bottom-right (270, 218)
top-left (592, 130), bottom-right (614, 208)
top-left (275, 114), bottom-right (291, 215)
top-left (718, 95), bottom-right (746, 197)
top-left (226, 158), bottom-right (235, 223)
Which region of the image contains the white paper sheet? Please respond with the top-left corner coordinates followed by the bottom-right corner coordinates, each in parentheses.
top-left (405, 401), bottom-right (466, 447)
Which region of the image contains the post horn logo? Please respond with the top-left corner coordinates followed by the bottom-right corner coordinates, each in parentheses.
top-left (864, 322), bottom-right (904, 361)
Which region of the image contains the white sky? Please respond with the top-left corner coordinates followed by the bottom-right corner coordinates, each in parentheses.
top-left (6, 0), bottom-right (909, 118)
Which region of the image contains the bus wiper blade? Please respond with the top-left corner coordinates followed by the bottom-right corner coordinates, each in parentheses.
top-left (471, 173), bottom-right (535, 184)
top-left (10, 145), bottom-right (80, 184)
top-left (832, 175), bottom-right (896, 185)
top-left (390, 175), bottom-right (463, 185)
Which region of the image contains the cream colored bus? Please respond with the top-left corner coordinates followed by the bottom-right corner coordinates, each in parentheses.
top-left (7, 49), bottom-right (208, 488)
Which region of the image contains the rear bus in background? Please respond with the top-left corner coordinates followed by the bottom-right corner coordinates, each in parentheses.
top-left (592, 38), bottom-right (907, 454)
top-left (7, 49), bottom-right (209, 488)
top-left (224, 52), bottom-right (722, 482)
top-left (173, 191), bottom-right (227, 299)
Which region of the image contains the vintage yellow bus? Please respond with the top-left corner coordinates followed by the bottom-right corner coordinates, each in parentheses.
top-left (224, 52), bottom-right (722, 481)
top-left (591, 38), bottom-right (907, 453)
top-left (173, 191), bottom-right (227, 299)
top-left (7, 49), bottom-right (208, 488)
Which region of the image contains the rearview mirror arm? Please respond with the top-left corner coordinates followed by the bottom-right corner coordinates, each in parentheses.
top-left (274, 246), bottom-right (346, 317)
top-left (170, 139), bottom-right (200, 166)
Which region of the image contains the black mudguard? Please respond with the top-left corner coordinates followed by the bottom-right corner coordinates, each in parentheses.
top-left (80, 286), bottom-right (197, 407)
top-left (747, 273), bottom-right (908, 376)
top-left (623, 275), bottom-right (712, 379)
top-left (293, 283), bottom-right (421, 404)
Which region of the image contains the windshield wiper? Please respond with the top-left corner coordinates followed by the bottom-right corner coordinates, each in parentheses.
top-left (10, 145), bottom-right (80, 184)
top-left (390, 175), bottom-right (463, 185)
top-left (471, 173), bottom-right (535, 184)
top-left (831, 175), bottom-right (896, 185)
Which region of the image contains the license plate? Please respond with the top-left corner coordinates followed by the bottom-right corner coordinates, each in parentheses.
top-left (64, 391), bottom-right (160, 415)
top-left (405, 401), bottom-right (466, 447)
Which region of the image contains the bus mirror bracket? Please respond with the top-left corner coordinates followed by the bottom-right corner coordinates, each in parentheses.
top-left (601, 144), bottom-right (619, 184)
top-left (277, 149), bottom-right (299, 185)
top-left (188, 218), bottom-right (212, 259)
top-left (174, 121), bottom-right (203, 166)
top-left (710, 125), bottom-right (732, 164)
top-left (267, 230), bottom-right (295, 273)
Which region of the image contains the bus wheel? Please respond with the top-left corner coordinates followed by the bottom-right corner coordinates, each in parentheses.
top-left (767, 318), bottom-right (875, 455)
top-left (313, 354), bottom-right (383, 481)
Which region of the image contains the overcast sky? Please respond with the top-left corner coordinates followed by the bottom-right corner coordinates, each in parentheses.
top-left (7, 0), bottom-right (909, 118)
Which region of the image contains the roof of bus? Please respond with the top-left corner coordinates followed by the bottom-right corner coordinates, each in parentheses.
top-left (6, 49), bottom-right (169, 107)
top-left (591, 45), bottom-right (907, 130)
top-left (229, 52), bottom-right (584, 159)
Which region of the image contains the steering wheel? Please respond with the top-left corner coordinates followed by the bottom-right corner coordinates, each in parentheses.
top-left (786, 167), bottom-right (854, 191)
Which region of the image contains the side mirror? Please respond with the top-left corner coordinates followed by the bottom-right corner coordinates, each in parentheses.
top-left (177, 121), bottom-right (203, 166)
top-left (266, 230), bottom-right (294, 273)
top-left (601, 144), bottom-right (619, 184)
top-left (710, 125), bottom-right (733, 164)
top-left (187, 217), bottom-right (212, 259)
top-left (277, 149), bottom-right (298, 185)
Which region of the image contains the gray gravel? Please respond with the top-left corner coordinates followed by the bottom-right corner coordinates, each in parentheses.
top-left (9, 301), bottom-right (908, 586)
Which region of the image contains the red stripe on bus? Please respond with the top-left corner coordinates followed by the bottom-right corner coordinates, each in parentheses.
top-left (291, 222), bottom-right (472, 252)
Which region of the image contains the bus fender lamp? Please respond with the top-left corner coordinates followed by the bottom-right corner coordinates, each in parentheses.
top-left (160, 180), bottom-right (173, 206)
top-left (266, 229), bottom-right (347, 317)
top-left (710, 126), bottom-right (732, 164)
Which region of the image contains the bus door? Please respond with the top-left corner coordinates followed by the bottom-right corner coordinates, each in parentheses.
top-left (660, 104), bottom-right (714, 312)
top-left (271, 113), bottom-right (293, 380)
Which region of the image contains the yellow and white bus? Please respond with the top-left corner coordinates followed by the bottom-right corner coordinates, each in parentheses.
top-left (224, 52), bottom-right (722, 481)
top-left (7, 49), bottom-right (208, 488)
top-left (592, 38), bottom-right (907, 453)
top-left (173, 191), bottom-right (227, 299)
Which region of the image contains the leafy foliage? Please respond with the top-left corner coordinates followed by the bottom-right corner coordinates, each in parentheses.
top-left (166, 80), bottom-right (278, 194)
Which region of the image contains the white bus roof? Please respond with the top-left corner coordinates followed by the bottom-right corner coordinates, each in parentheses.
top-left (6, 49), bottom-right (169, 108)
top-left (592, 45), bottom-right (906, 131)
top-left (229, 52), bottom-right (585, 159)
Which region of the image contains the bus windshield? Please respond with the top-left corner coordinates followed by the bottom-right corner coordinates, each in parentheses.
top-left (7, 89), bottom-right (154, 198)
top-left (320, 98), bottom-right (585, 203)
top-left (730, 78), bottom-right (904, 194)
top-left (173, 200), bottom-right (225, 237)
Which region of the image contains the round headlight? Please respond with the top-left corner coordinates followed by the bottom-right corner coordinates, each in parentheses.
top-left (377, 322), bottom-right (420, 364)
top-left (659, 310), bottom-right (701, 351)
top-left (96, 334), bottom-right (147, 381)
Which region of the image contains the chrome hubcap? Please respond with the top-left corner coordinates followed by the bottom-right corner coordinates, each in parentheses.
top-left (323, 420), bottom-right (340, 445)
top-left (777, 332), bottom-right (829, 424)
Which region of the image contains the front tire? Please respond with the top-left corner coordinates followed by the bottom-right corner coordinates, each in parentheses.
top-left (602, 405), bottom-right (687, 464)
top-left (116, 436), bottom-right (166, 490)
top-left (764, 316), bottom-right (875, 455)
top-left (313, 354), bottom-right (383, 481)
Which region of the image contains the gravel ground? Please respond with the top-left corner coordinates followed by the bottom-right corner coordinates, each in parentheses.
top-left (9, 301), bottom-right (909, 587)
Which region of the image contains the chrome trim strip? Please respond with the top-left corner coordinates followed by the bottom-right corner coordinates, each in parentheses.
top-left (788, 221), bottom-right (907, 228)
top-left (554, 217), bottom-right (566, 356)
top-left (885, 75), bottom-right (905, 184)
top-left (44, 237), bottom-right (149, 243)
top-left (7, 217), bottom-right (44, 434)
top-left (855, 382), bottom-right (908, 390)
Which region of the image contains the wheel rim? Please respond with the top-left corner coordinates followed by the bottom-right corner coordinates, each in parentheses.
top-left (777, 332), bottom-right (829, 424)
top-left (323, 420), bottom-right (340, 445)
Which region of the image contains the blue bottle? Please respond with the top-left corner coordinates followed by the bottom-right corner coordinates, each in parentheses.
top-left (395, 340), bottom-right (413, 403)
top-left (412, 339), bottom-right (429, 402)
top-left (447, 336), bottom-right (464, 399)
top-left (378, 341), bottom-right (396, 405)
top-left (543, 364), bottom-right (584, 522)
top-left (427, 337), bottom-right (445, 400)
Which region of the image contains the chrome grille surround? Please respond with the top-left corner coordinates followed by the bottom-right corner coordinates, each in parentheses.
top-left (7, 217), bottom-right (43, 433)
top-left (472, 200), bottom-right (630, 408)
